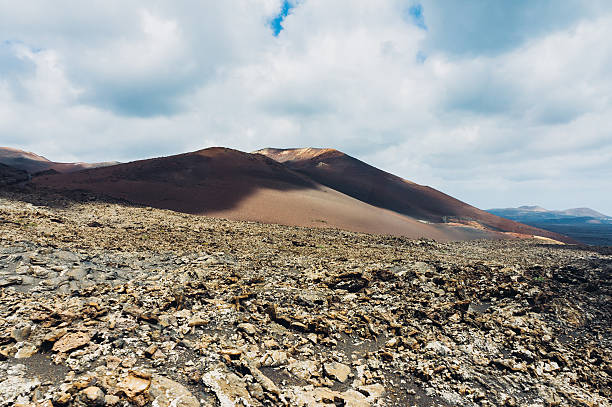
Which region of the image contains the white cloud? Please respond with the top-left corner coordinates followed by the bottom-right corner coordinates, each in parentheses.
top-left (0, 1), bottom-right (611, 213)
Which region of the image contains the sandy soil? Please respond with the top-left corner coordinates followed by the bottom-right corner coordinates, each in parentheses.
top-left (256, 147), bottom-right (575, 243)
top-left (204, 185), bottom-right (503, 242)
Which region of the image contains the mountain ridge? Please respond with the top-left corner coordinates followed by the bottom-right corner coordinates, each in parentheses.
top-left (489, 206), bottom-right (611, 220)
top-left (255, 147), bottom-right (573, 243)
top-left (0, 146), bottom-right (119, 174)
top-left (3, 145), bottom-right (575, 243)
top-left (32, 147), bottom-right (507, 242)
top-left (487, 206), bottom-right (612, 246)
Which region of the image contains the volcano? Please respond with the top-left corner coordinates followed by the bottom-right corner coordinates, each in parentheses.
top-left (32, 147), bottom-right (519, 242)
top-left (255, 147), bottom-right (574, 243)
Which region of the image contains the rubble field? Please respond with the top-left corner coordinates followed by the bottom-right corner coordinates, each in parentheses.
top-left (0, 188), bottom-right (610, 407)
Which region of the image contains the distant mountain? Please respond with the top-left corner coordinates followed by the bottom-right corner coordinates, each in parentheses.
top-left (487, 206), bottom-right (612, 246)
top-left (0, 147), bottom-right (119, 174)
top-left (557, 208), bottom-right (610, 218)
top-left (488, 206), bottom-right (611, 222)
top-left (517, 205), bottom-right (548, 212)
top-left (255, 148), bottom-right (574, 243)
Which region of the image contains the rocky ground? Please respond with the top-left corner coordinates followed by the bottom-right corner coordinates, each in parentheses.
top-left (0, 187), bottom-right (610, 407)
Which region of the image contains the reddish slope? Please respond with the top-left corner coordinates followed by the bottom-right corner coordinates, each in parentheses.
top-left (255, 148), bottom-right (575, 243)
top-left (32, 147), bottom-right (503, 241)
top-left (0, 147), bottom-right (118, 174)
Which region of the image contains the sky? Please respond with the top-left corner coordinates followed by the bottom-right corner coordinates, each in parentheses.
top-left (0, 0), bottom-right (611, 214)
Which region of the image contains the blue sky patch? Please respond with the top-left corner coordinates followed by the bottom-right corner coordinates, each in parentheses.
top-left (407, 3), bottom-right (427, 30)
top-left (0, 40), bottom-right (34, 76)
top-left (270, 1), bottom-right (294, 36)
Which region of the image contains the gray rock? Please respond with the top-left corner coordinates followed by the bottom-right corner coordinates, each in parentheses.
top-left (67, 267), bottom-right (88, 280)
top-left (11, 325), bottom-right (31, 342)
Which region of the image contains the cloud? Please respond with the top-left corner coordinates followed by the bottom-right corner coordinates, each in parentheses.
top-left (0, 1), bottom-right (281, 117)
top-left (0, 1), bottom-right (611, 213)
top-left (0, 41), bottom-right (34, 77)
top-left (418, 0), bottom-right (609, 56)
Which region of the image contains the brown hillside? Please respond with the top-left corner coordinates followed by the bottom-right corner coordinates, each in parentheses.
top-left (33, 147), bottom-right (503, 242)
top-left (255, 147), bottom-right (575, 244)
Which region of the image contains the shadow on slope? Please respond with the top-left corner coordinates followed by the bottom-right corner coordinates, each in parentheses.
top-left (0, 163), bottom-right (30, 186)
top-left (256, 148), bottom-right (575, 244)
top-left (29, 147), bottom-right (506, 242)
top-left (33, 147), bottom-right (316, 214)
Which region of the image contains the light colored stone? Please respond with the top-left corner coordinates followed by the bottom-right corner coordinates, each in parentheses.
top-left (0, 366), bottom-right (41, 407)
top-left (237, 323), bottom-right (257, 335)
top-left (260, 350), bottom-right (288, 367)
top-left (43, 328), bottom-right (67, 343)
top-left (202, 369), bottom-right (257, 407)
top-left (52, 332), bottom-right (91, 353)
top-left (118, 371), bottom-right (151, 399)
top-left (341, 389), bottom-right (370, 407)
top-left (82, 386), bottom-right (105, 405)
top-left (385, 337), bottom-right (398, 348)
top-left (323, 361), bottom-right (351, 382)
top-left (425, 341), bottom-right (451, 356)
top-left (284, 386), bottom-right (370, 407)
top-left (145, 344), bottom-right (158, 358)
top-left (358, 383), bottom-right (385, 399)
top-left (104, 395), bottom-right (120, 406)
top-left (15, 343), bottom-right (37, 359)
top-left (287, 360), bottom-right (320, 381)
top-left (246, 363), bottom-right (279, 396)
top-left (149, 375), bottom-right (200, 407)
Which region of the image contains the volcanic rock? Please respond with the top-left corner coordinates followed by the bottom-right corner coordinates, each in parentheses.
top-left (0, 187), bottom-right (609, 407)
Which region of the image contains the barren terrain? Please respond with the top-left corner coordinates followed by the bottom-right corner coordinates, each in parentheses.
top-left (0, 187), bottom-right (610, 407)
top-left (255, 148), bottom-right (571, 243)
top-left (31, 148), bottom-right (510, 242)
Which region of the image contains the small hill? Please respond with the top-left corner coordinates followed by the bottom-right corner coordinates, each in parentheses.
top-left (0, 147), bottom-right (119, 174)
